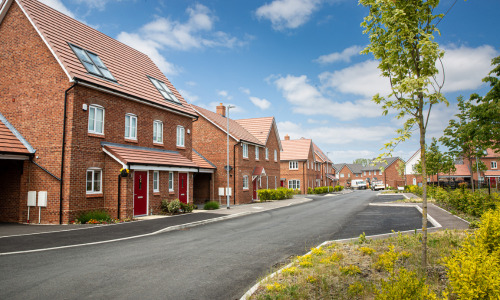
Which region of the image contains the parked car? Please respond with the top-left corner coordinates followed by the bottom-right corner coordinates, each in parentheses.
top-left (371, 180), bottom-right (385, 191)
top-left (351, 179), bottom-right (367, 190)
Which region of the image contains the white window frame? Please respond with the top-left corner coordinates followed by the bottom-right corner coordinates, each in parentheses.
top-left (348, 173), bottom-right (351, 178)
top-left (369, 171), bottom-right (371, 175)
top-left (153, 171), bottom-right (159, 192)
top-left (289, 161), bottom-right (298, 170)
top-left (307, 160), bottom-right (309, 169)
top-left (492, 161), bottom-right (498, 169)
top-left (288, 179), bottom-right (300, 190)
top-left (255, 146), bottom-right (259, 160)
top-left (242, 143), bottom-right (248, 158)
top-left (153, 120), bottom-right (163, 144)
top-left (86, 168), bottom-right (102, 194)
top-left (88, 105), bottom-right (104, 135)
top-left (125, 114), bottom-right (137, 140)
top-left (274, 149), bottom-right (277, 162)
top-left (265, 148), bottom-right (269, 160)
top-left (379, 170), bottom-right (382, 175)
top-left (169, 172), bottom-right (174, 191)
top-left (340, 173), bottom-right (344, 178)
top-left (243, 175), bottom-right (249, 190)
top-left (176, 125), bottom-right (185, 147)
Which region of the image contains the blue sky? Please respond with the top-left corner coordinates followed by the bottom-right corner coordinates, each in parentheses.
top-left (42, 0), bottom-right (500, 163)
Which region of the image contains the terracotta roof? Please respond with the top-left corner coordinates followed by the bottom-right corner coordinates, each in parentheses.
top-left (252, 166), bottom-right (266, 176)
top-left (312, 142), bottom-right (331, 163)
top-left (485, 170), bottom-right (500, 177)
top-left (236, 117), bottom-right (274, 144)
top-left (439, 163), bottom-right (471, 177)
top-left (281, 138), bottom-right (312, 161)
top-left (102, 142), bottom-right (198, 168)
top-left (191, 105), bottom-right (262, 145)
top-left (0, 112), bottom-right (34, 155)
top-left (486, 148), bottom-right (500, 158)
top-left (12, 0), bottom-right (197, 117)
top-left (192, 149), bottom-right (216, 169)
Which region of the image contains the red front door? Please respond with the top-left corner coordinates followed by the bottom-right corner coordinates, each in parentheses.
top-left (179, 173), bottom-right (188, 203)
top-left (134, 171), bottom-right (148, 216)
top-left (253, 179), bottom-right (257, 200)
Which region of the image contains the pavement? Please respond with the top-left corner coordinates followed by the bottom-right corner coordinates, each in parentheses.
top-left (0, 190), bottom-right (469, 255)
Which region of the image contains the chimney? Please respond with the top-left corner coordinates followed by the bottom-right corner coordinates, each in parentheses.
top-left (284, 134), bottom-right (290, 141)
top-left (216, 103), bottom-right (226, 117)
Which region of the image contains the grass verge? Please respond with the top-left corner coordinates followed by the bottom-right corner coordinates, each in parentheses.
top-left (250, 230), bottom-right (469, 299)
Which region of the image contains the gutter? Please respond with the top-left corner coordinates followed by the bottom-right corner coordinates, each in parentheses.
top-left (60, 80), bottom-right (78, 224)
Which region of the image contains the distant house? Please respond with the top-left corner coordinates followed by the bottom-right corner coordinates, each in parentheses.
top-left (405, 149), bottom-right (423, 186)
top-left (337, 164), bottom-right (363, 187)
top-left (280, 136), bottom-right (321, 194)
top-left (0, 0), bottom-right (205, 223)
top-left (191, 104), bottom-right (282, 204)
top-left (312, 142), bottom-right (335, 187)
top-left (362, 157), bottom-right (405, 188)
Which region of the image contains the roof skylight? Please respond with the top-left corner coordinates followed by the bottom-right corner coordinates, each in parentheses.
top-left (69, 44), bottom-right (116, 81)
top-left (148, 76), bottom-right (180, 103)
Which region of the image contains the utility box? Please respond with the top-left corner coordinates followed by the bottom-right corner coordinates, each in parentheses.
top-left (218, 187), bottom-right (225, 196)
top-left (225, 187), bottom-right (232, 196)
top-left (38, 191), bottom-right (47, 207)
top-left (27, 191), bottom-right (36, 207)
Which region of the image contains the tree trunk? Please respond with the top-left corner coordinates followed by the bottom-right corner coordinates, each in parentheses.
top-left (419, 113), bottom-right (428, 269)
top-left (469, 159), bottom-right (475, 192)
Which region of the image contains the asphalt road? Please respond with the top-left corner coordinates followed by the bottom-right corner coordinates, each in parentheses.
top-left (0, 190), bottom-right (428, 300)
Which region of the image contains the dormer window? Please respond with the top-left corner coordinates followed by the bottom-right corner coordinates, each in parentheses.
top-left (69, 44), bottom-right (116, 81)
top-left (148, 76), bottom-right (180, 103)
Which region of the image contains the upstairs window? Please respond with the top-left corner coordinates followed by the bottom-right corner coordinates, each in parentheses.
top-left (153, 120), bottom-right (163, 143)
top-left (255, 146), bottom-right (259, 160)
top-left (70, 44), bottom-right (116, 81)
top-left (274, 149), bottom-right (277, 162)
top-left (88, 105), bottom-right (104, 134)
top-left (125, 114), bottom-right (137, 140)
top-left (242, 143), bottom-right (248, 158)
top-left (492, 161), bottom-right (498, 169)
top-left (289, 161), bottom-right (298, 170)
top-left (148, 76), bottom-right (180, 103)
top-left (265, 148), bottom-right (269, 160)
top-left (176, 126), bottom-right (185, 147)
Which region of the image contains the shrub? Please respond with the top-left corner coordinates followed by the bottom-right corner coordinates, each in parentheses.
top-left (334, 185), bottom-right (344, 192)
top-left (167, 199), bottom-right (181, 213)
top-left (444, 208), bottom-right (500, 299)
top-left (160, 199), bottom-right (169, 213)
top-left (281, 267), bottom-right (298, 276)
top-left (203, 201), bottom-right (220, 210)
top-left (76, 210), bottom-right (112, 224)
top-left (257, 188), bottom-right (296, 201)
top-left (339, 265), bottom-right (361, 276)
top-left (375, 268), bottom-right (437, 300)
top-left (180, 202), bottom-right (195, 213)
top-left (359, 247), bottom-right (376, 255)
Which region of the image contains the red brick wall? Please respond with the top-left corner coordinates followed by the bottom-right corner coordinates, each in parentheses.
top-left (383, 159), bottom-right (406, 188)
top-left (280, 142), bottom-right (319, 194)
top-left (193, 116), bottom-right (281, 204)
top-left (0, 3), bottom-right (196, 223)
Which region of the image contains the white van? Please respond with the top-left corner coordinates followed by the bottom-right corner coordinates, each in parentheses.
top-left (350, 179), bottom-right (367, 190)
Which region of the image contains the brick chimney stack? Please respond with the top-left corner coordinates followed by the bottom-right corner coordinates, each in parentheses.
top-left (284, 134), bottom-right (290, 140)
top-left (216, 103), bottom-right (226, 117)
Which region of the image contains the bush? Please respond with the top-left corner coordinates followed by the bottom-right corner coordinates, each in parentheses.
top-left (257, 188), bottom-right (297, 201)
top-left (180, 202), bottom-right (195, 213)
top-left (334, 185), bottom-right (344, 192)
top-left (160, 199), bottom-right (169, 213)
top-left (167, 199), bottom-right (181, 213)
top-left (444, 208), bottom-right (500, 299)
top-left (76, 210), bottom-right (112, 224)
top-left (203, 201), bottom-right (220, 210)
top-left (375, 268), bottom-right (437, 299)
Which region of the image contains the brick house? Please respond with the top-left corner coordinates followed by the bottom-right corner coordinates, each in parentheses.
top-left (312, 142), bottom-right (334, 187)
top-left (362, 157), bottom-right (405, 188)
top-left (0, 0), bottom-right (208, 223)
top-left (336, 164), bottom-right (363, 187)
top-left (405, 149), bottom-right (423, 186)
top-left (280, 136), bottom-right (324, 194)
top-left (191, 104), bottom-right (282, 204)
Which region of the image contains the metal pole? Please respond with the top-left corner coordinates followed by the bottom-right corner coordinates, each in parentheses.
top-left (226, 105), bottom-right (235, 209)
top-left (327, 152), bottom-right (330, 192)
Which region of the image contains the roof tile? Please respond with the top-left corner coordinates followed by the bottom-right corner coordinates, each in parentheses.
top-left (281, 138), bottom-right (312, 161)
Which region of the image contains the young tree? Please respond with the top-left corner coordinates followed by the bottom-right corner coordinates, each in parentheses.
top-left (440, 96), bottom-right (487, 192)
top-left (360, 0), bottom-right (447, 268)
top-left (414, 138), bottom-right (456, 185)
top-left (470, 56), bottom-right (500, 153)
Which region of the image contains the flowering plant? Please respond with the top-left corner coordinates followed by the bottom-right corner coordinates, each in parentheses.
top-left (120, 168), bottom-right (130, 177)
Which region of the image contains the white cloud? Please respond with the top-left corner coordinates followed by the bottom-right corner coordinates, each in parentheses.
top-left (441, 45), bottom-right (498, 92)
top-left (277, 121), bottom-right (395, 145)
top-left (178, 89), bottom-right (199, 103)
top-left (217, 90), bottom-right (233, 100)
top-left (250, 97), bottom-right (271, 110)
top-left (307, 119), bottom-right (328, 124)
top-left (315, 45), bottom-right (363, 64)
top-left (274, 74), bottom-right (383, 120)
top-left (185, 81), bottom-right (197, 87)
top-left (329, 150), bottom-right (376, 163)
top-left (116, 32), bottom-right (178, 75)
top-left (255, 0), bottom-right (321, 30)
top-left (240, 87), bottom-right (251, 95)
top-left (40, 0), bottom-right (76, 18)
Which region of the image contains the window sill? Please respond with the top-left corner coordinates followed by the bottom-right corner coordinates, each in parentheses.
top-left (86, 193), bottom-right (103, 198)
top-left (255, 159), bottom-right (260, 161)
top-left (176, 146), bottom-right (186, 150)
top-left (243, 188), bottom-right (249, 191)
top-left (125, 138), bottom-right (138, 143)
top-left (153, 142), bottom-right (164, 146)
top-left (169, 190), bottom-right (175, 194)
top-left (88, 133), bottom-right (105, 139)
top-left (243, 157), bottom-right (249, 160)
top-left (153, 192), bottom-right (160, 195)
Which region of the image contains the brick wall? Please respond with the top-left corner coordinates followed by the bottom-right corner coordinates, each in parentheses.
top-left (280, 142), bottom-right (319, 194)
top-left (383, 159), bottom-right (405, 188)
